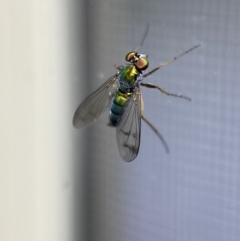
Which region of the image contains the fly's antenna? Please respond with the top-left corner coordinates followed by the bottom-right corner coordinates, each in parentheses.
top-left (144, 43), bottom-right (201, 78)
top-left (134, 23), bottom-right (150, 52)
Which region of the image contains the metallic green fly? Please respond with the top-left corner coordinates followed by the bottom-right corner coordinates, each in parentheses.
top-left (73, 26), bottom-right (200, 162)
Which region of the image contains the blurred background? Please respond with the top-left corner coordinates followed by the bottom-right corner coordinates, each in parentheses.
top-left (1, 0), bottom-right (240, 241)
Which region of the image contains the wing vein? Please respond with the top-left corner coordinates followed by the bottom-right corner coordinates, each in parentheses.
top-left (116, 91), bottom-right (141, 162)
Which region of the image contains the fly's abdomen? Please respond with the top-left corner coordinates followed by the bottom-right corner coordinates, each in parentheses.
top-left (110, 91), bottom-right (131, 125)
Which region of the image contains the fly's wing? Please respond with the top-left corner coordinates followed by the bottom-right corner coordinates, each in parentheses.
top-left (73, 74), bottom-right (118, 129)
top-left (116, 88), bottom-right (142, 162)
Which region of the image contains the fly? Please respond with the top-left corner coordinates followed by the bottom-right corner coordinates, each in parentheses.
top-left (73, 25), bottom-right (201, 162)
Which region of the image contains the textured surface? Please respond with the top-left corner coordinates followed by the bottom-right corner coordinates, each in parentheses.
top-left (72, 0), bottom-right (240, 241)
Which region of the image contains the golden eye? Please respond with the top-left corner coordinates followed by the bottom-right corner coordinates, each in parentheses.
top-left (125, 51), bottom-right (137, 62)
top-left (136, 57), bottom-right (149, 71)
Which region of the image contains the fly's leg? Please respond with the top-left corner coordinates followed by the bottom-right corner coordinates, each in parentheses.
top-left (114, 65), bottom-right (124, 72)
top-left (140, 91), bottom-right (169, 153)
top-left (115, 24), bottom-right (150, 71)
top-left (143, 44), bottom-right (201, 78)
top-left (141, 83), bottom-right (191, 101)
top-left (134, 23), bottom-right (150, 52)
top-left (141, 115), bottom-right (170, 153)
top-left (114, 65), bottom-right (121, 70)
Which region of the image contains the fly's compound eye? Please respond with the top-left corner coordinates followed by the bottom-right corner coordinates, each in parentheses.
top-left (135, 57), bottom-right (149, 71)
top-left (125, 51), bottom-right (138, 62)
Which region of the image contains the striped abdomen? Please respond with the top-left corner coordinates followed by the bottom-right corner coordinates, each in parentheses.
top-left (109, 90), bottom-right (132, 125)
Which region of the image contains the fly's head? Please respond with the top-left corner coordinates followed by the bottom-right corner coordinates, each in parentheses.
top-left (125, 51), bottom-right (149, 72)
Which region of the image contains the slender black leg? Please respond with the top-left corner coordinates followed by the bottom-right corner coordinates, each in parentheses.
top-left (141, 115), bottom-right (170, 153)
top-left (143, 44), bottom-right (201, 78)
top-left (114, 65), bottom-right (124, 71)
top-left (134, 23), bottom-right (150, 52)
top-left (141, 82), bottom-right (191, 101)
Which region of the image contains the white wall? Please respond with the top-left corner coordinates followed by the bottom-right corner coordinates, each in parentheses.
top-left (0, 1), bottom-right (84, 240)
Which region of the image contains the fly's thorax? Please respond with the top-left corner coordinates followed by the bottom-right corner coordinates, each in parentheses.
top-left (118, 65), bottom-right (139, 85)
top-left (118, 65), bottom-right (142, 93)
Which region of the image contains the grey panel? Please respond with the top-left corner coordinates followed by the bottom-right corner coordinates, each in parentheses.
top-left (72, 0), bottom-right (240, 240)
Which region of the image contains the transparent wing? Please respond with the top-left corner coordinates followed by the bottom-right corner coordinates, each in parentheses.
top-left (116, 88), bottom-right (142, 162)
top-left (73, 74), bottom-right (118, 129)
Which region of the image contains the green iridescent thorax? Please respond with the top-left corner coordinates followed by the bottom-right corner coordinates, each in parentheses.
top-left (118, 65), bottom-right (139, 86)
